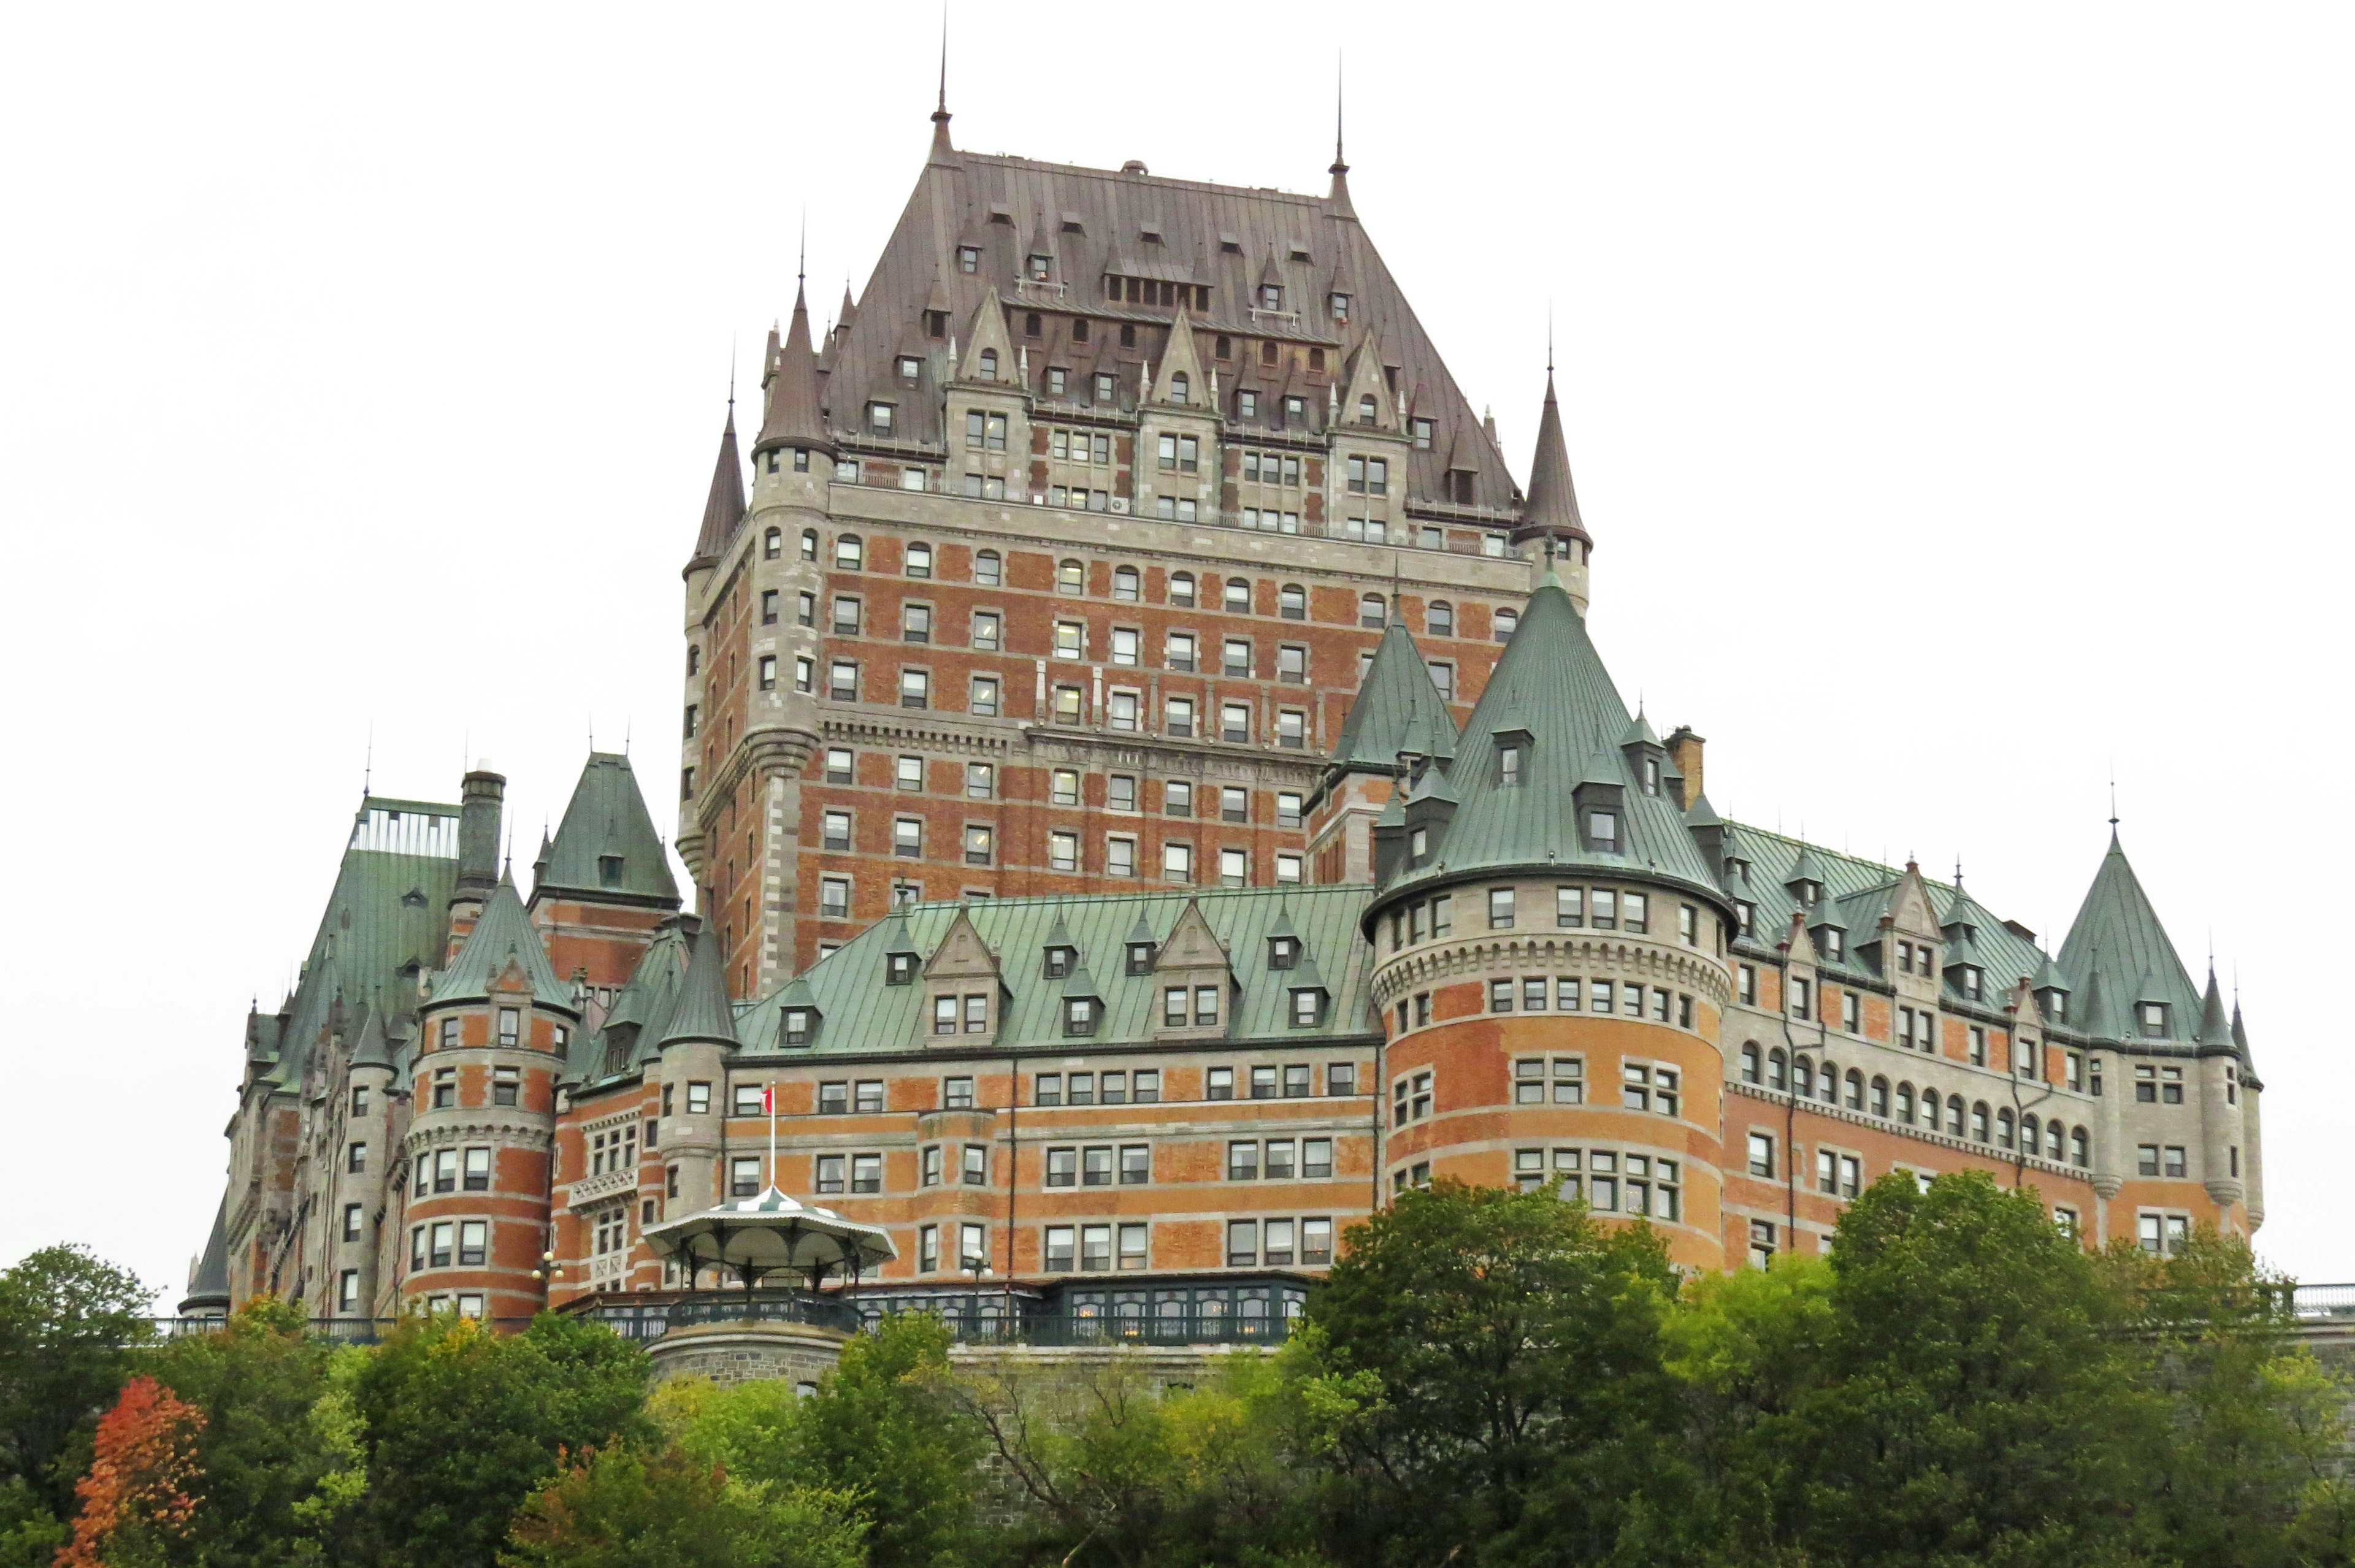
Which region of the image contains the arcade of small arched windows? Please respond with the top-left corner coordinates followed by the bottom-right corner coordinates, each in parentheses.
top-left (1737, 1041), bottom-right (2091, 1170)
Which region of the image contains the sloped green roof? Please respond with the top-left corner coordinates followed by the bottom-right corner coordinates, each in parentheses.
top-left (270, 798), bottom-right (462, 1087)
top-left (536, 754), bottom-right (681, 907)
top-left (178, 1197), bottom-right (232, 1314)
top-left (1330, 621), bottom-right (1458, 771)
top-left (731, 885), bottom-right (1377, 1055)
top-left (2056, 831), bottom-right (2202, 1041)
top-left (659, 928), bottom-right (741, 1048)
top-left (429, 873), bottom-right (576, 1012)
top-left (2196, 970), bottom-right (2233, 1049)
top-left (567, 923), bottom-right (692, 1085)
top-left (1380, 575), bottom-right (1724, 909)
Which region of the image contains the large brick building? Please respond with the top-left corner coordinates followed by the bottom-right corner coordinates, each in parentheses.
top-left (182, 96), bottom-right (2263, 1329)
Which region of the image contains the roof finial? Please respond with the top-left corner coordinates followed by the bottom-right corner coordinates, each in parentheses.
top-left (1332, 52), bottom-right (1346, 173)
top-left (1547, 304), bottom-right (1555, 376)
top-left (727, 338), bottom-right (737, 414)
top-left (362, 723), bottom-right (372, 798)
top-left (927, 7), bottom-right (954, 159)
top-left (2108, 767), bottom-right (2118, 830)
top-left (797, 208), bottom-right (806, 289)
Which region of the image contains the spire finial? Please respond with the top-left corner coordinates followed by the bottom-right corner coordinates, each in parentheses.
top-left (1331, 53), bottom-right (1346, 173)
top-left (727, 338), bottom-right (737, 415)
top-left (362, 724), bottom-right (372, 798)
top-left (2108, 768), bottom-right (2118, 830)
top-left (1547, 305), bottom-right (1555, 376)
top-left (797, 208), bottom-right (806, 289)
top-left (936, 6), bottom-right (948, 116)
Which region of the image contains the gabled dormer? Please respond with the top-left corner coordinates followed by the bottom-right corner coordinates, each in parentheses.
top-left (955, 289), bottom-right (1017, 388)
top-left (1572, 741), bottom-right (1626, 855)
top-left (1266, 906), bottom-right (1304, 972)
top-left (1807, 895), bottom-right (1850, 966)
top-left (1057, 964), bottom-right (1104, 1039)
top-left (921, 904), bottom-right (1003, 1044)
top-left (775, 974), bottom-right (821, 1049)
top-left (1147, 310), bottom-right (1209, 411)
top-left (1784, 843), bottom-right (1827, 909)
top-left (1336, 331), bottom-right (1396, 432)
top-left (882, 914), bottom-right (922, 988)
top-left (1283, 948), bottom-right (1331, 1029)
top-left (1040, 916), bottom-right (1080, 981)
top-left (1151, 899), bottom-right (1235, 1043)
top-left (1620, 711), bottom-right (1668, 800)
top-left (1401, 757), bottom-right (1459, 866)
top-left (2031, 948), bottom-right (2072, 1027)
top-left (1883, 860), bottom-right (1944, 998)
top-left (1122, 909), bottom-right (1158, 977)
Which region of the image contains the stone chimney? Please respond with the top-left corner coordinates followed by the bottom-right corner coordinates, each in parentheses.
top-left (1666, 727), bottom-right (1705, 811)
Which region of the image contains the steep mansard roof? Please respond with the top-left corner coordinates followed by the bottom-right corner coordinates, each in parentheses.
top-left (717, 885), bottom-right (1374, 1056)
top-left (430, 872), bottom-right (575, 1012)
top-left (262, 798), bottom-right (461, 1088)
top-left (2057, 830), bottom-right (2205, 1044)
top-left (535, 753), bottom-right (680, 908)
top-left (817, 143), bottom-right (1521, 511)
top-left (1380, 573), bottom-right (1726, 908)
top-left (1330, 619), bottom-right (1458, 773)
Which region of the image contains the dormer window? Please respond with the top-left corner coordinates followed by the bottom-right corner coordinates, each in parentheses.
top-left (868, 402), bottom-right (895, 432)
top-left (1736, 901), bottom-right (1755, 938)
top-left (1959, 965), bottom-right (1984, 1001)
top-left (957, 245), bottom-right (979, 273)
top-left (1411, 417), bottom-right (1434, 449)
top-left (978, 348), bottom-right (997, 382)
top-left (1126, 943), bottom-right (1155, 976)
top-left (1170, 372), bottom-right (1190, 405)
top-left (897, 356), bottom-right (921, 381)
top-left (1237, 389), bottom-right (1258, 418)
top-left (1357, 394), bottom-right (1377, 425)
top-left (925, 310), bottom-right (947, 338)
top-left (1064, 997), bottom-right (1098, 1038)
top-left (594, 855), bottom-right (625, 887)
top-left (1043, 947), bottom-right (1075, 981)
top-left (1642, 757), bottom-right (1661, 796)
top-left (1269, 936), bottom-right (1298, 970)
top-left (1586, 810), bottom-right (1619, 854)
top-left (1330, 292), bottom-right (1350, 321)
top-left (2139, 1002), bottom-right (2168, 1037)
top-left (1027, 254), bottom-right (1051, 280)
top-left (1792, 879), bottom-right (1822, 905)
top-left (1283, 395), bottom-right (1306, 423)
top-left (1410, 827), bottom-right (1428, 860)
top-left (1496, 744), bottom-right (1524, 787)
top-left (781, 1007), bottom-right (814, 1047)
top-left (1260, 284), bottom-right (1283, 310)
top-left (1821, 927), bottom-right (1844, 961)
top-left (1290, 989), bottom-right (1327, 1027)
top-left (2046, 992), bottom-right (2068, 1022)
top-left (886, 954), bottom-right (917, 986)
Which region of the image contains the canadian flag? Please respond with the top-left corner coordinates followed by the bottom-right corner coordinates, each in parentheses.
top-left (761, 1084), bottom-right (775, 1115)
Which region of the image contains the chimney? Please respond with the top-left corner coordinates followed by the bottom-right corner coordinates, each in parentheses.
top-left (454, 765), bottom-right (505, 902)
top-left (1665, 727), bottom-right (1705, 811)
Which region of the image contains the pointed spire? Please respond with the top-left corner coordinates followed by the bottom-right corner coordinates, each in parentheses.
top-left (2058, 827), bottom-right (2202, 1038)
top-left (687, 404), bottom-right (746, 568)
top-left (177, 1198), bottom-right (233, 1318)
top-left (2197, 968), bottom-right (2233, 1049)
top-left (350, 1004), bottom-right (393, 1073)
top-left (431, 871), bottom-right (577, 1012)
top-left (1513, 365), bottom-right (1591, 551)
top-left (928, 15), bottom-right (955, 164)
top-left (1327, 56), bottom-right (1356, 219)
top-left (659, 928), bottom-right (741, 1049)
top-left (754, 279), bottom-right (830, 457)
top-left (1332, 621), bottom-right (1458, 771)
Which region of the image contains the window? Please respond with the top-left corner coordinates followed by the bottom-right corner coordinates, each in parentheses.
top-left (1487, 887), bottom-right (1516, 930)
top-left (1206, 1067), bottom-right (1234, 1100)
top-left (1162, 841), bottom-right (1193, 883)
top-left (458, 1220), bottom-right (488, 1267)
top-left (834, 534), bottom-right (864, 570)
top-left (819, 876), bottom-right (850, 919)
top-left (1789, 976), bottom-right (1813, 1022)
top-left (1227, 1140), bottom-right (1260, 1181)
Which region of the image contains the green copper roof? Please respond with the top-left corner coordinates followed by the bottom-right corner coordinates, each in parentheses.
top-left (2056, 831), bottom-right (2202, 1041)
top-left (1330, 621), bottom-right (1457, 771)
top-left (536, 754), bottom-right (681, 908)
top-left (659, 928), bottom-right (740, 1049)
top-left (350, 1006), bottom-right (394, 1071)
top-left (178, 1197), bottom-right (232, 1315)
top-left (430, 872), bottom-right (576, 1012)
top-left (567, 922), bottom-right (692, 1085)
top-left (2196, 970), bottom-right (2233, 1049)
top-left (1380, 576), bottom-right (1723, 909)
top-left (730, 885), bottom-right (1375, 1055)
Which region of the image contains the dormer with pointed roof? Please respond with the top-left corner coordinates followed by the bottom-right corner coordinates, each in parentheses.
top-left (1146, 310), bottom-right (1210, 410)
top-left (533, 753), bottom-right (682, 911)
top-left (922, 904), bottom-right (1004, 1043)
top-left (955, 289), bottom-right (1017, 387)
top-left (1152, 899), bottom-right (1237, 1042)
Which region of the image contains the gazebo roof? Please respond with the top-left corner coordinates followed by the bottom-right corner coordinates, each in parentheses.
top-left (643, 1187), bottom-right (897, 1285)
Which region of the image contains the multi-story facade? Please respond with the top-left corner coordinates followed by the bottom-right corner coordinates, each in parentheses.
top-left (182, 98), bottom-right (2262, 1325)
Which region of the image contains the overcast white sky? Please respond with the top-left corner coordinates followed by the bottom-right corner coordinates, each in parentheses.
top-left (2, 3), bottom-right (2348, 1301)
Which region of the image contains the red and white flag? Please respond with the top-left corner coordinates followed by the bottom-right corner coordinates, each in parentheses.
top-left (761, 1084), bottom-right (775, 1115)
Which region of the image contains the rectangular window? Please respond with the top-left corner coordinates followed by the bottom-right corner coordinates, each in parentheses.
top-left (1044, 1225), bottom-right (1076, 1271)
top-left (458, 1220), bottom-right (487, 1266)
top-left (1488, 887), bottom-right (1515, 930)
top-left (1747, 1131), bottom-right (1775, 1178)
top-left (463, 1145), bottom-right (491, 1190)
top-left (1206, 1066), bottom-right (1235, 1100)
top-left (962, 1145), bottom-right (987, 1186)
top-left (1227, 1140), bottom-right (1260, 1180)
top-left (1226, 1219), bottom-right (1258, 1268)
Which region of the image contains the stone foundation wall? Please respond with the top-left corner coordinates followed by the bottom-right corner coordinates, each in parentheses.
top-left (646, 1319), bottom-right (849, 1388)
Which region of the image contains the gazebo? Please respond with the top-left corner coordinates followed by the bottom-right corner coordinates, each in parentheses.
top-left (638, 1187), bottom-right (895, 1383)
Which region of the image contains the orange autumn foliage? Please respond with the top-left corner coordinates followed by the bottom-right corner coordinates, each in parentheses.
top-left (56, 1375), bottom-right (206, 1568)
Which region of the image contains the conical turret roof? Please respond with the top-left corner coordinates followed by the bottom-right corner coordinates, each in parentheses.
top-left (177, 1198), bottom-right (232, 1317)
top-left (659, 928), bottom-right (741, 1049)
top-left (1512, 370), bottom-right (1591, 548)
top-left (754, 283), bottom-right (830, 457)
top-left (537, 754), bottom-right (681, 908)
top-left (350, 1004), bottom-right (394, 1072)
top-left (2058, 830), bottom-right (2200, 1038)
top-left (2196, 969), bottom-right (2233, 1049)
top-left (431, 872), bottom-right (575, 1012)
top-left (1331, 621), bottom-right (1458, 771)
top-left (1379, 574), bottom-right (1723, 905)
top-left (688, 408), bottom-right (746, 568)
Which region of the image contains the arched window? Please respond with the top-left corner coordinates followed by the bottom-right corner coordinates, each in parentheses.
top-left (1360, 594), bottom-right (1387, 629)
top-left (835, 534), bottom-right (863, 570)
top-left (1845, 1069), bottom-right (1864, 1111)
top-left (1428, 600), bottom-right (1453, 637)
top-left (1767, 1049), bottom-right (1788, 1092)
top-left (1170, 372), bottom-right (1190, 404)
top-left (1357, 394), bottom-right (1377, 425)
top-left (1870, 1076), bottom-right (1890, 1117)
top-left (2048, 1121), bottom-right (2066, 1161)
top-left (1970, 1103), bottom-right (1991, 1144)
top-left (764, 527), bottom-right (781, 560)
top-left (1279, 583), bottom-right (1306, 620)
top-left (2070, 1126), bottom-right (2089, 1167)
top-left (1896, 1082), bottom-right (1915, 1123)
top-left (2021, 1114), bottom-right (2040, 1157)
top-left (979, 348), bottom-right (998, 381)
top-left (1818, 1062), bottom-right (1838, 1104)
top-left (975, 549), bottom-right (1001, 586)
top-left (1057, 559), bottom-right (1085, 594)
top-left (800, 528), bottom-right (819, 562)
top-left (1223, 578), bottom-right (1253, 613)
top-left (1793, 1055), bottom-right (1812, 1095)
top-left (1997, 1108), bottom-right (2016, 1150)
top-left (1947, 1096), bottom-right (1966, 1137)
top-left (1170, 572), bottom-right (1196, 607)
top-left (1495, 607), bottom-right (1519, 642)
top-left (1113, 565), bottom-right (1140, 602)
top-left (1741, 1043), bottom-right (1761, 1084)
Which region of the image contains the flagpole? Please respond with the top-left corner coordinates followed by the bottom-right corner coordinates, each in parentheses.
top-left (767, 1082), bottom-right (778, 1191)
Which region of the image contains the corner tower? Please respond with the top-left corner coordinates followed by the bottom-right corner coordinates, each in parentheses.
top-left (1361, 570), bottom-right (1733, 1268)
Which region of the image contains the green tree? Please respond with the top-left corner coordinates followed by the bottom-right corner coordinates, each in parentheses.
top-left (500, 1442), bottom-right (864, 1568)
top-left (1289, 1180), bottom-right (1682, 1567)
top-left (2108, 1227), bottom-right (2355, 1567)
top-left (0, 1244), bottom-right (155, 1516)
top-left (135, 1298), bottom-right (366, 1566)
top-left (350, 1313), bottom-right (651, 1568)
top-left (789, 1313), bottom-right (979, 1568)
